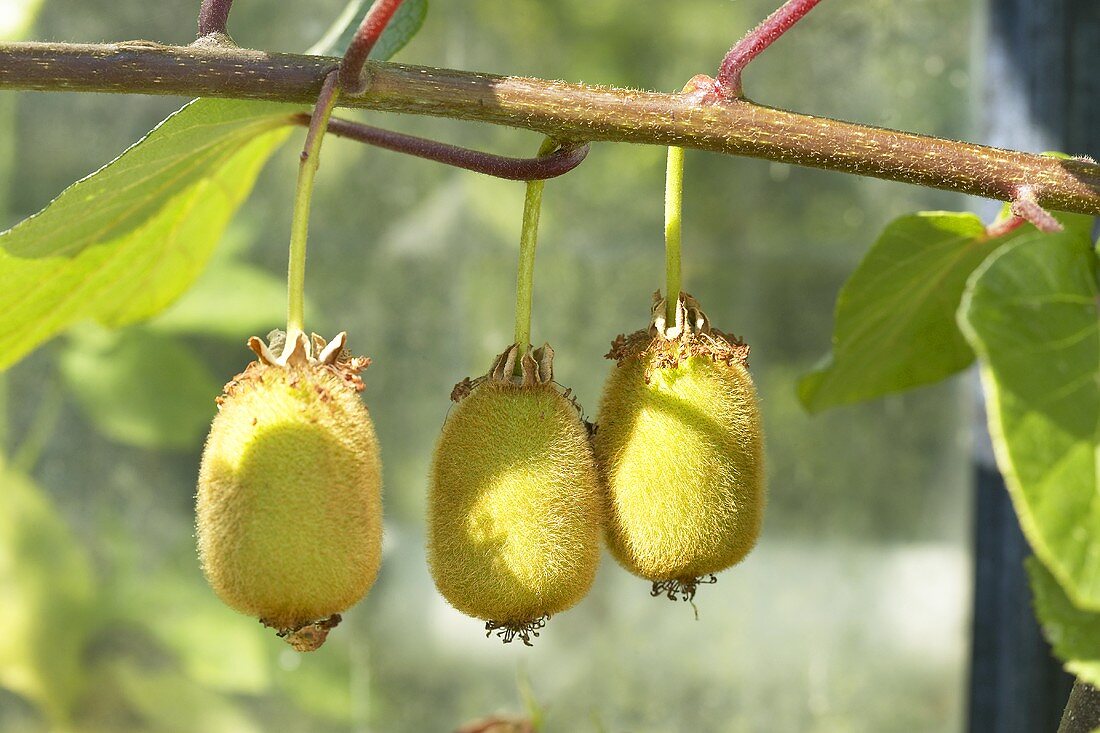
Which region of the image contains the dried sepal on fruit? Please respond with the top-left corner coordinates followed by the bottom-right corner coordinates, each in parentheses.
top-left (196, 329), bottom-right (382, 651)
top-left (594, 292), bottom-right (765, 602)
top-left (428, 344), bottom-right (603, 645)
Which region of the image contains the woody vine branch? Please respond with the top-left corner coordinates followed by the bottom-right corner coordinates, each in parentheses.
top-left (0, 41), bottom-right (1098, 214)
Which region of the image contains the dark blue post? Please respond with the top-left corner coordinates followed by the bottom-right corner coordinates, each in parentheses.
top-left (968, 464), bottom-right (1073, 732)
top-left (970, 1), bottom-right (1099, 731)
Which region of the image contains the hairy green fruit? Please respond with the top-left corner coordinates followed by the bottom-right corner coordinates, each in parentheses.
top-left (594, 294), bottom-right (765, 601)
top-left (196, 331), bottom-right (381, 650)
top-left (428, 345), bottom-right (602, 645)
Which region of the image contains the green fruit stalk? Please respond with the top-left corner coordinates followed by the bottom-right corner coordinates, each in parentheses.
top-left (428, 344), bottom-right (603, 645)
top-left (196, 330), bottom-right (382, 651)
top-left (594, 292), bottom-right (765, 601)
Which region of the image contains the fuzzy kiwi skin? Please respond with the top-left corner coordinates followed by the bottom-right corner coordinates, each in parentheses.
top-left (196, 363), bottom-right (382, 631)
top-left (594, 352), bottom-right (764, 583)
top-left (428, 382), bottom-right (602, 626)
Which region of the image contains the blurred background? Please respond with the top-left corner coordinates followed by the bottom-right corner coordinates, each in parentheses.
top-left (0, 0), bottom-right (982, 730)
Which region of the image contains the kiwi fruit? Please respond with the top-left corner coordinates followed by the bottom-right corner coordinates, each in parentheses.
top-left (594, 293), bottom-right (764, 601)
top-left (196, 330), bottom-right (382, 651)
top-left (428, 344), bottom-right (603, 645)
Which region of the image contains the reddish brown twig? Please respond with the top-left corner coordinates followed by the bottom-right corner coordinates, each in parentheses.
top-left (1010, 186), bottom-right (1064, 233)
top-left (714, 0), bottom-right (824, 100)
top-left (985, 186), bottom-right (1065, 238)
top-left (197, 0), bottom-right (234, 38)
top-left (291, 113), bottom-right (588, 180)
top-left (339, 0), bottom-right (406, 93)
top-left (984, 214), bottom-right (1027, 239)
top-left (454, 717), bottom-right (535, 733)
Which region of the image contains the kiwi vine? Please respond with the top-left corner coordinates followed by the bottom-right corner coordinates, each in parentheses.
top-left (3, 0), bottom-right (1099, 726)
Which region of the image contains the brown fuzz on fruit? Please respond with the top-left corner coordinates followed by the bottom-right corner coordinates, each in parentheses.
top-left (197, 330), bottom-right (382, 651)
top-left (594, 292), bottom-right (765, 602)
top-left (603, 291), bottom-right (751, 378)
top-left (428, 344), bottom-right (603, 645)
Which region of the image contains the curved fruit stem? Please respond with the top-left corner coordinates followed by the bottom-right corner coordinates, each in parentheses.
top-left (664, 145), bottom-right (685, 327)
top-left (513, 138), bottom-right (559, 356)
top-left (286, 70), bottom-right (340, 338)
top-left (291, 113), bottom-right (590, 181)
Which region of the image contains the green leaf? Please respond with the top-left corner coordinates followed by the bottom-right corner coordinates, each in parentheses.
top-left (798, 212), bottom-right (1003, 412)
top-left (0, 468), bottom-right (96, 722)
top-left (308, 0), bottom-right (428, 60)
top-left (960, 232), bottom-right (1100, 609)
top-left (1050, 212), bottom-right (1094, 244)
top-left (0, 98), bottom-right (299, 372)
top-left (1027, 558), bottom-right (1100, 686)
top-left (59, 327), bottom-right (221, 451)
top-left (0, 0), bottom-right (430, 373)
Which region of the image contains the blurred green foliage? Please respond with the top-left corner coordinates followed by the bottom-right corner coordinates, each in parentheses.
top-left (0, 0), bottom-right (980, 730)
top-left (0, 468), bottom-right (94, 725)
